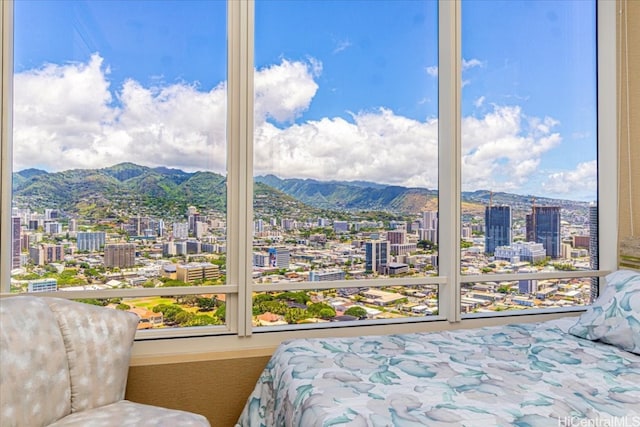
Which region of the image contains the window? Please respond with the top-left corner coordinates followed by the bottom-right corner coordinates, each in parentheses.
top-left (252, 0), bottom-right (440, 329)
top-left (6, 0), bottom-right (233, 334)
top-left (0, 1), bottom-right (618, 343)
top-left (459, 0), bottom-right (600, 315)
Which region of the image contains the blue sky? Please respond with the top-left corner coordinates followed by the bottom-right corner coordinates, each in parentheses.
top-left (13, 0), bottom-right (597, 201)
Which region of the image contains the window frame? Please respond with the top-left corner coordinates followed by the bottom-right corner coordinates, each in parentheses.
top-left (0, 0), bottom-right (618, 353)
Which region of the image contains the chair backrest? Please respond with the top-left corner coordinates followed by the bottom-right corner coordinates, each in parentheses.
top-left (0, 296), bottom-right (72, 427)
top-left (44, 297), bottom-right (139, 413)
top-left (0, 296), bottom-right (139, 426)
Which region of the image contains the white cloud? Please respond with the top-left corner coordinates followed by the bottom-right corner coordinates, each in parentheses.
top-left (542, 160), bottom-right (597, 197)
top-left (254, 59), bottom-right (319, 124)
top-left (426, 66), bottom-right (438, 77)
top-left (14, 54), bottom-right (227, 172)
top-left (254, 109), bottom-right (439, 189)
top-left (14, 54), bottom-right (592, 199)
top-left (474, 96), bottom-right (485, 108)
top-left (461, 105), bottom-right (562, 193)
top-left (462, 58), bottom-right (483, 70)
top-left (333, 39), bottom-right (352, 54)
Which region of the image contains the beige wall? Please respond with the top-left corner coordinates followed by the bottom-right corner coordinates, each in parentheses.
top-left (126, 355), bottom-right (271, 427)
top-left (618, 0), bottom-right (640, 264)
top-left (124, 4), bottom-right (640, 427)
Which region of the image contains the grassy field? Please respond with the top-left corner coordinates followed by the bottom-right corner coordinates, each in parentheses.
top-left (124, 296), bottom-right (216, 317)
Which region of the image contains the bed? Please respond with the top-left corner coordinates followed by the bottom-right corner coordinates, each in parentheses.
top-left (236, 270), bottom-right (640, 426)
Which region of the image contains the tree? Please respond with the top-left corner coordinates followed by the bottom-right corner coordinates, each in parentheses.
top-left (318, 308), bottom-right (336, 319)
top-left (215, 304), bottom-right (226, 322)
top-left (197, 296), bottom-right (217, 312)
top-left (285, 307), bottom-right (307, 324)
top-left (417, 240), bottom-right (434, 251)
top-left (344, 306), bottom-right (367, 319)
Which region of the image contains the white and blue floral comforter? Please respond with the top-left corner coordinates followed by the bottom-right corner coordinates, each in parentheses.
top-left (236, 319), bottom-right (640, 426)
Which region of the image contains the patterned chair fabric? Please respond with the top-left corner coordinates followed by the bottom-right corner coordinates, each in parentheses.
top-left (0, 296), bottom-right (210, 427)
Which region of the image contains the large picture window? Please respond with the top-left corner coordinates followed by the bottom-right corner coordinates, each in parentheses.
top-left (460, 0), bottom-right (599, 315)
top-left (0, 0), bottom-right (617, 342)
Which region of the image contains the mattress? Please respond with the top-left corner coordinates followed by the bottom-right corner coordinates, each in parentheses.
top-left (236, 318), bottom-right (640, 426)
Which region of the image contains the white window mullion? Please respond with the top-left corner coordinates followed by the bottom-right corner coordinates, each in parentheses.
top-left (597, 0), bottom-right (618, 281)
top-left (0, 0), bottom-right (14, 294)
top-left (438, 0), bottom-right (462, 323)
top-left (227, 0), bottom-right (255, 337)
top-left (242, 0), bottom-right (255, 337)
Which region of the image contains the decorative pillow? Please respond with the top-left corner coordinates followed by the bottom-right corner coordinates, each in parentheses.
top-left (568, 269), bottom-right (640, 354)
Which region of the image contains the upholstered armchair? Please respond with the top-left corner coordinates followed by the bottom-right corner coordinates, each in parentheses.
top-left (0, 296), bottom-right (210, 427)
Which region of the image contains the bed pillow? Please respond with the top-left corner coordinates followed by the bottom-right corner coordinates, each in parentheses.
top-left (568, 269), bottom-right (640, 354)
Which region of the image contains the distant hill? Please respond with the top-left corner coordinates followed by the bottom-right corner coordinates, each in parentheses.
top-left (255, 175), bottom-right (438, 213)
top-left (12, 163), bottom-right (326, 221)
top-left (255, 175), bottom-right (589, 215)
top-left (12, 163), bottom-right (590, 221)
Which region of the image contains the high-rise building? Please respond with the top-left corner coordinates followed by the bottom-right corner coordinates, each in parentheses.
top-left (29, 244), bottom-right (64, 266)
top-left (77, 231), bottom-right (106, 252)
top-left (173, 222), bottom-right (189, 240)
top-left (186, 240), bottom-right (201, 254)
top-left (589, 204), bottom-right (599, 302)
top-left (422, 211), bottom-right (438, 230)
top-left (485, 205), bottom-right (511, 255)
top-left (365, 240), bottom-right (389, 273)
top-left (12, 216), bottom-right (21, 269)
top-left (104, 243), bottom-right (136, 268)
top-left (163, 241), bottom-right (177, 257)
top-left (386, 230), bottom-right (406, 245)
top-left (526, 206), bottom-right (561, 259)
top-left (195, 221), bottom-right (208, 239)
top-left (188, 212), bottom-right (201, 234)
top-left (44, 221), bottom-right (62, 235)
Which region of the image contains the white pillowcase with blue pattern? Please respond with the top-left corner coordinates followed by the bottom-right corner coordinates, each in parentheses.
top-left (569, 269), bottom-right (640, 354)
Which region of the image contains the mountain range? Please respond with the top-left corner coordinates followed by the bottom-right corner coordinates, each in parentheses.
top-left (12, 162), bottom-right (590, 220)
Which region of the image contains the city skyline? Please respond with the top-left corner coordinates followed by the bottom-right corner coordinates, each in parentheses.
top-left (13, 0), bottom-right (597, 201)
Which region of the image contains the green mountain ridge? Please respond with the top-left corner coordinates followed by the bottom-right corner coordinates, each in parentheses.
top-left (12, 163), bottom-right (590, 221)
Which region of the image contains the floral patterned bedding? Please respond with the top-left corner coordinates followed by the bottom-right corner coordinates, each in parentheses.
top-left (236, 319), bottom-right (640, 426)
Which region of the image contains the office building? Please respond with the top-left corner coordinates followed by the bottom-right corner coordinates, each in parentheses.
top-left (365, 240), bottom-right (389, 273)
top-left (28, 278), bottom-right (58, 293)
top-left (518, 279), bottom-right (538, 295)
top-left (494, 242), bottom-right (546, 264)
top-left (176, 263), bottom-right (220, 283)
top-left (268, 247), bottom-right (290, 269)
top-left (485, 205), bottom-right (511, 255)
top-left (526, 206), bottom-right (561, 259)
